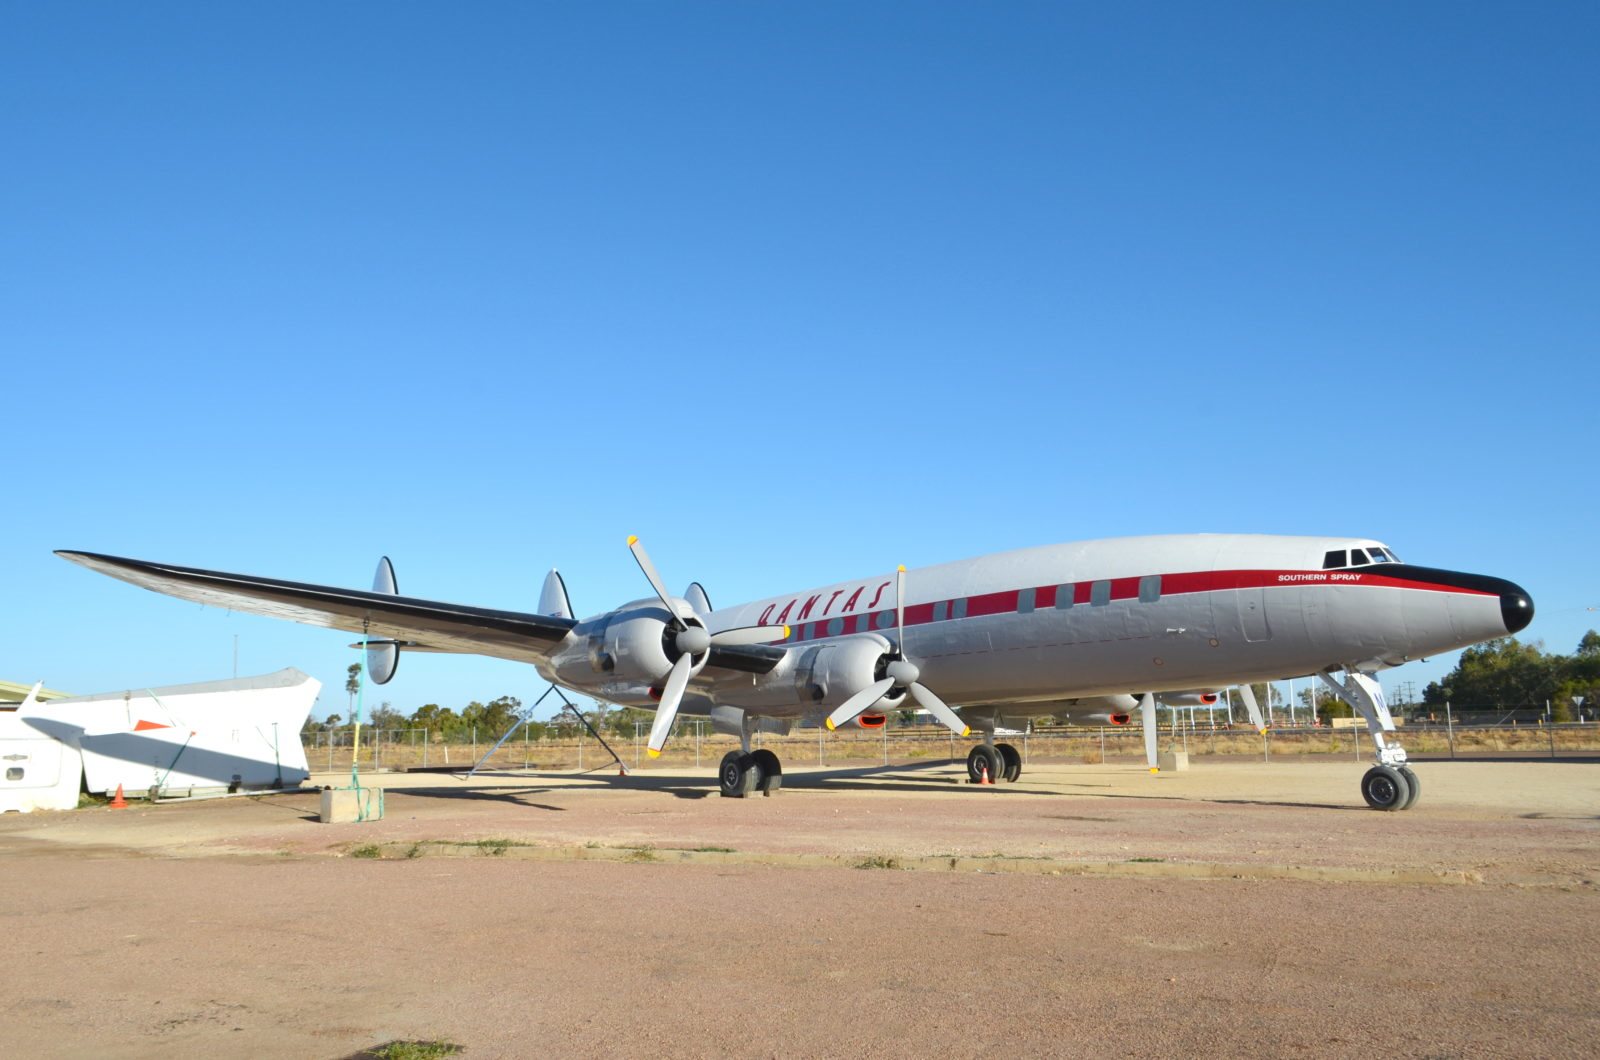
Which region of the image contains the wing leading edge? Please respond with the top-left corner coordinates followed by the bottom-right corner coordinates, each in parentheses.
top-left (56, 551), bottom-right (578, 665)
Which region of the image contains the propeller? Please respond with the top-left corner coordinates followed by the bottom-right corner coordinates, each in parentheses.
top-left (1236, 683), bottom-right (1268, 734)
top-left (824, 566), bottom-right (969, 738)
top-left (626, 536), bottom-right (788, 757)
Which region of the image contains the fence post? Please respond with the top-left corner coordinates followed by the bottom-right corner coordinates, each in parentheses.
top-left (1549, 703), bottom-right (1556, 759)
top-left (1446, 701), bottom-right (1455, 760)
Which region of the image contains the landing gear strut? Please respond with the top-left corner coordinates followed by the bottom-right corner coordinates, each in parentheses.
top-left (718, 713), bottom-right (782, 798)
top-left (965, 739), bottom-right (1022, 783)
top-left (1321, 671), bottom-right (1420, 811)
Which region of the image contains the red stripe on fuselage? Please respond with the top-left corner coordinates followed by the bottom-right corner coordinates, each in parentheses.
top-left (777, 568), bottom-right (1490, 643)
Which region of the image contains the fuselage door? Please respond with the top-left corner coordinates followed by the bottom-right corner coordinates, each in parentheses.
top-left (1236, 588), bottom-right (1272, 642)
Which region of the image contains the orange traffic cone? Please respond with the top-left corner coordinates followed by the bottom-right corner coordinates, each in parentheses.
top-left (109, 784), bottom-right (129, 809)
top-left (978, 761), bottom-right (994, 786)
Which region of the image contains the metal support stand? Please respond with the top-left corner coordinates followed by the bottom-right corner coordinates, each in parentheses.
top-left (557, 688), bottom-right (630, 775)
top-left (1319, 670), bottom-right (1407, 768)
top-left (466, 685), bottom-right (631, 778)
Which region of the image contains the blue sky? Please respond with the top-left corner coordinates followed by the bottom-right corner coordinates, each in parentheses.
top-left (4, 3), bottom-right (1596, 719)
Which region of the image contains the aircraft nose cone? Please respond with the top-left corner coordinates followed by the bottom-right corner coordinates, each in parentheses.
top-left (1501, 584), bottom-right (1534, 634)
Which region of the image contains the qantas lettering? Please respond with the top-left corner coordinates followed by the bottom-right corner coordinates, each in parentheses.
top-left (759, 580), bottom-right (892, 627)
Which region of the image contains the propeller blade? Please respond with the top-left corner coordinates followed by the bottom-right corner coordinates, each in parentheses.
top-left (825, 677), bottom-right (895, 731)
top-left (710, 624), bottom-right (790, 646)
top-left (894, 565), bottom-right (906, 650)
top-left (1140, 692), bottom-right (1159, 772)
top-left (646, 654), bottom-right (694, 756)
top-left (1237, 683), bottom-right (1267, 733)
top-left (627, 535), bottom-right (686, 629)
top-left (908, 682), bottom-right (969, 737)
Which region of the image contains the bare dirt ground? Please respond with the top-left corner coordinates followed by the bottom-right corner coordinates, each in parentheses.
top-left (3, 758), bottom-right (1597, 1059)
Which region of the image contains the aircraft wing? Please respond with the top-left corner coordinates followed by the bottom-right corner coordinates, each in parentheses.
top-left (56, 551), bottom-right (578, 665)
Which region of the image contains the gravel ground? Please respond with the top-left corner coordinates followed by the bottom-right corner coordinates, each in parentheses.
top-left (3, 758), bottom-right (1597, 1058)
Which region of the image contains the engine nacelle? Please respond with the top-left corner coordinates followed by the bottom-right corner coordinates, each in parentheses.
top-left (546, 600), bottom-right (697, 690)
top-left (833, 712), bottom-right (889, 730)
top-left (709, 633), bottom-right (905, 717)
top-left (1057, 708), bottom-right (1133, 726)
top-left (1053, 696), bottom-right (1138, 727)
top-left (1161, 691), bottom-right (1221, 707)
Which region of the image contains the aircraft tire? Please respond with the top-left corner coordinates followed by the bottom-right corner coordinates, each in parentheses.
top-left (996, 742), bottom-right (1022, 782)
top-left (751, 749), bottom-right (782, 794)
top-left (719, 751), bottom-right (758, 798)
top-left (967, 744), bottom-right (1003, 784)
top-left (1360, 765), bottom-right (1411, 811)
top-left (1397, 766), bottom-right (1421, 810)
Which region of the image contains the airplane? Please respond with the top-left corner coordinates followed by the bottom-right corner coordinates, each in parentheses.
top-left (56, 533), bottom-right (1533, 811)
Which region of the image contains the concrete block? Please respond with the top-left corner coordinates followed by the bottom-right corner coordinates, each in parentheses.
top-left (1158, 750), bottom-right (1190, 772)
top-left (319, 786), bottom-right (384, 824)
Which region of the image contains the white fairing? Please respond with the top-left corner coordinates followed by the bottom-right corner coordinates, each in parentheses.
top-left (19, 669), bottom-right (319, 796)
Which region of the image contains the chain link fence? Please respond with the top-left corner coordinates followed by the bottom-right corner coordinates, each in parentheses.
top-left (301, 719), bottom-right (1600, 774)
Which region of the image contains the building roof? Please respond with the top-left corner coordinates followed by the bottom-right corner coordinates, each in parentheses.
top-left (0, 679), bottom-right (73, 704)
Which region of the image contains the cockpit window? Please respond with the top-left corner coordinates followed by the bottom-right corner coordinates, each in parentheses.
top-left (1322, 549), bottom-right (1347, 570)
top-left (1349, 548), bottom-right (1370, 566)
top-left (1368, 547), bottom-right (1390, 563)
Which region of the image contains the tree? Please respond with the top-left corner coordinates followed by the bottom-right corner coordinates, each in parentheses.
top-left (324, 713), bottom-right (342, 727)
top-left (369, 701), bottom-right (407, 731)
top-left (345, 663), bottom-right (362, 716)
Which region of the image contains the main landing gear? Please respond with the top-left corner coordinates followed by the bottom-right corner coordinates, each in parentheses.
top-left (966, 739), bottom-right (1021, 783)
top-left (1321, 670), bottom-right (1421, 811)
top-left (719, 714), bottom-right (782, 798)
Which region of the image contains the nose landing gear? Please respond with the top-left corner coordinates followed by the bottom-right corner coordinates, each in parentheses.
top-left (1321, 671), bottom-right (1420, 811)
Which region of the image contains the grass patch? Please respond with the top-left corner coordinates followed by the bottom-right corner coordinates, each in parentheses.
top-left (475, 838), bottom-right (513, 856)
top-left (405, 843), bottom-right (425, 859)
top-left (1127, 856), bottom-right (1165, 863)
top-left (688, 845), bottom-right (735, 853)
top-left (855, 855), bottom-right (901, 870)
top-left (349, 844), bottom-right (384, 859)
top-left (351, 1040), bottom-right (463, 1059)
top-left (77, 792), bottom-right (107, 809)
top-left (624, 846), bottom-right (658, 863)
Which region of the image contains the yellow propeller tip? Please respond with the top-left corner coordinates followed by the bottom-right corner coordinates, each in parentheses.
top-left (960, 727), bottom-right (971, 737)
top-left (781, 625), bottom-right (791, 637)
top-left (897, 564), bottom-right (906, 572)
top-left (824, 719), bottom-right (836, 731)
top-left (647, 748), bottom-right (661, 758)
top-left (626, 534), bottom-right (639, 546)
top-left (1149, 767), bottom-right (1160, 774)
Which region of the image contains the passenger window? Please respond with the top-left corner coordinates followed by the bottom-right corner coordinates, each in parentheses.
top-left (1139, 575), bottom-right (1162, 603)
top-left (1017, 587), bottom-right (1035, 614)
top-left (933, 601), bottom-right (948, 622)
top-left (875, 610), bottom-right (894, 630)
top-left (827, 617), bottom-right (843, 637)
top-left (1090, 580), bottom-right (1111, 606)
top-left (1055, 584), bottom-right (1074, 609)
top-left (953, 598), bottom-right (968, 620)
top-left (5, 767), bottom-right (21, 781)
top-left (1350, 548), bottom-right (1369, 566)
top-left (1323, 550), bottom-right (1347, 569)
